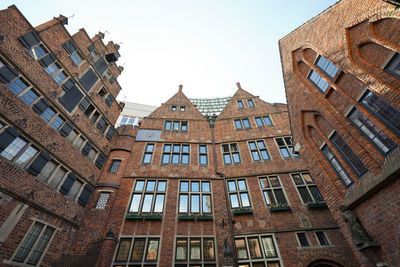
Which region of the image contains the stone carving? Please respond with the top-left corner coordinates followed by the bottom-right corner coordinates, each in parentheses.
top-left (15, 118), bottom-right (27, 128)
top-left (72, 114), bottom-right (80, 122)
top-left (339, 205), bottom-right (380, 250)
top-left (47, 142), bottom-right (57, 153)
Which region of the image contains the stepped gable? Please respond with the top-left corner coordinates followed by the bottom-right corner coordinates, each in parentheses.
top-left (217, 82), bottom-right (284, 120)
top-left (144, 85), bottom-right (206, 121)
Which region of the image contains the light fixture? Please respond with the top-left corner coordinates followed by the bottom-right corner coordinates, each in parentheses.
top-left (223, 238), bottom-right (233, 258)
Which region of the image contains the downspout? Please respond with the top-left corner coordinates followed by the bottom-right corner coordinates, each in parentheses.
top-left (207, 115), bottom-right (238, 267)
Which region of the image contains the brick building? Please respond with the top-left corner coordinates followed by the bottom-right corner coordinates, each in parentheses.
top-left (279, 0), bottom-right (400, 266)
top-left (0, 5), bottom-right (123, 266)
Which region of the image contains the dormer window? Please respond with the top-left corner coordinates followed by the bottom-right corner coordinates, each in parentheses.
top-left (171, 105), bottom-right (177, 111)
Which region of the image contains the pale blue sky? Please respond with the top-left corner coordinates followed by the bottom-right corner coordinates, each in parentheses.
top-left (2, 0), bottom-right (339, 106)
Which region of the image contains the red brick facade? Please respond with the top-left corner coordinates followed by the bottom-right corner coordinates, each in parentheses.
top-left (279, 0), bottom-right (400, 266)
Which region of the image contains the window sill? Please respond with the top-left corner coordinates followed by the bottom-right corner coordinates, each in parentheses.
top-left (232, 208), bottom-right (253, 215)
top-left (145, 215), bottom-right (163, 220)
top-left (197, 215), bottom-right (213, 220)
top-left (307, 202), bottom-right (328, 209)
top-left (178, 215), bottom-right (195, 220)
top-left (126, 214), bottom-right (143, 220)
top-left (126, 214), bottom-right (163, 220)
top-left (269, 205), bottom-right (291, 212)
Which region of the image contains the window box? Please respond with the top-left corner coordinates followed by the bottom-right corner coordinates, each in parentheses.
top-left (126, 214), bottom-right (143, 220)
top-left (178, 215), bottom-right (195, 220)
top-left (269, 204), bottom-right (291, 212)
top-left (307, 202), bottom-right (327, 209)
top-left (144, 214), bottom-right (163, 220)
top-left (233, 208), bottom-right (253, 215)
top-left (197, 215), bottom-right (213, 220)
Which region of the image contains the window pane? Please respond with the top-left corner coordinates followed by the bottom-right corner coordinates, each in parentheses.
top-left (316, 231), bottom-right (329, 246)
top-left (224, 154), bottom-right (232, 164)
top-left (199, 145), bottom-right (207, 154)
top-left (176, 239), bottom-right (187, 260)
top-left (260, 150), bottom-right (270, 160)
top-left (173, 122), bottom-right (180, 130)
top-left (201, 182), bottom-right (210, 192)
top-left (230, 194), bottom-right (239, 208)
top-left (202, 195), bottom-right (211, 213)
top-left (235, 239), bottom-right (248, 259)
top-left (146, 144), bottom-right (154, 152)
top-left (235, 120), bottom-right (242, 129)
top-left (95, 192), bottom-right (110, 209)
top-left (267, 191), bottom-right (276, 205)
top-left (248, 99), bottom-right (254, 106)
top-left (203, 239), bottom-right (215, 260)
top-left (48, 167), bottom-right (66, 189)
top-left (248, 237), bottom-right (262, 258)
top-left (249, 142), bottom-right (257, 150)
top-left (298, 187), bottom-right (313, 203)
top-left (228, 181), bottom-right (236, 192)
top-left (162, 154), bottom-right (170, 164)
top-left (131, 239), bottom-right (146, 261)
top-left (15, 146), bottom-right (38, 167)
top-left (1, 137), bottom-right (27, 160)
top-left (8, 78), bottom-right (28, 95)
top-left (274, 189), bottom-right (287, 204)
top-left (172, 154), bottom-right (180, 164)
top-left (263, 191), bottom-right (271, 205)
top-left (255, 117), bottom-right (263, 126)
top-left (182, 145), bottom-right (189, 153)
top-left (297, 233), bottom-right (309, 247)
top-left (180, 181), bottom-right (189, 192)
top-left (238, 180), bottom-right (247, 190)
top-left (141, 194), bottom-right (153, 212)
top-left (252, 151), bottom-right (261, 161)
top-left (190, 239), bottom-right (201, 260)
top-left (146, 181), bottom-right (156, 191)
top-left (263, 116), bottom-right (272, 125)
top-left (269, 176), bottom-right (280, 187)
top-left (257, 141), bottom-right (266, 149)
top-left (154, 194), bottom-right (165, 213)
top-left (40, 107), bottom-right (56, 122)
top-left (135, 181), bottom-right (145, 191)
top-left (115, 239), bottom-right (131, 262)
top-left (191, 195), bottom-right (200, 213)
top-left (181, 154), bottom-right (189, 164)
top-left (37, 160), bottom-right (56, 182)
top-left (261, 237), bottom-right (276, 257)
top-left (68, 180), bottom-right (83, 199)
top-left (309, 186), bottom-right (324, 202)
top-left (232, 153), bottom-right (241, 163)
top-left (179, 195), bottom-right (188, 213)
top-left (243, 119), bottom-right (250, 128)
top-left (240, 193), bottom-right (250, 207)
top-left (26, 226), bottom-right (54, 265)
top-left (20, 89), bottom-right (38, 106)
top-left (13, 222), bottom-right (44, 263)
top-left (199, 154), bottom-right (207, 165)
top-left (191, 182), bottom-right (200, 192)
top-left (280, 148), bottom-right (290, 158)
top-left (259, 178), bottom-right (269, 189)
top-left (173, 145), bottom-right (181, 153)
top-left (145, 239), bottom-right (159, 261)
top-left (157, 181), bottom-right (166, 191)
top-left (129, 194), bottom-right (142, 212)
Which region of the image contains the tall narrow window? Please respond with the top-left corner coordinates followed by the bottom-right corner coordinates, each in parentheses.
top-left (142, 143), bottom-right (155, 164)
top-left (227, 179), bottom-right (250, 209)
top-left (330, 132), bottom-right (367, 177)
top-left (199, 145), bottom-right (208, 165)
top-left (95, 192), bottom-right (111, 209)
top-left (162, 144), bottom-right (190, 165)
top-left (275, 137), bottom-right (298, 158)
top-left (315, 55), bottom-right (339, 78)
top-left (259, 176), bottom-right (288, 206)
top-left (128, 180), bottom-right (166, 214)
top-left (308, 70), bottom-right (329, 92)
top-left (360, 90), bottom-right (400, 136)
top-left (321, 144), bottom-right (354, 187)
top-left (315, 231), bottom-right (330, 246)
top-left (248, 140), bottom-right (270, 161)
top-left (296, 232), bottom-right (310, 247)
top-left (237, 100), bottom-right (244, 108)
top-left (13, 222), bottom-right (55, 266)
top-left (384, 52), bottom-right (400, 79)
top-left (247, 99), bottom-right (254, 107)
top-left (109, 159), bottom-right (121, 173)
top-left (291, 173), bottom-right (324, 204)
top-left (222, 143), bottom-right (241, 164)
top-left (348, 108), bottom-right (396, 154)
top-left (179, 181), bottom-right (212, 214)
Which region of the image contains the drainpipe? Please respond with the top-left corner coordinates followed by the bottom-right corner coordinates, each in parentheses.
top-left (207, 115), bottom-right (238, 267)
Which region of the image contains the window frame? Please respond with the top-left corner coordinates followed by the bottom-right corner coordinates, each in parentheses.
top-left (290, 172), bottom-right (324, 204)
top-left (174, 236), bottom-right (216, 266)
top-left (227, 179), bottom-right (251, 209)
top-left (248, 140), bottom-right (270, 162)
top-left (384, 52), bottom-right (400, 79)
top-left (109, 159), bottom-right (122, 173)
top-left (178, 181), bottom-right (212, 215)
top-left (198, 145), bottom-right (208, 165)
top-left (161, 144), bottom-right (190, 165)
top-left (128, 180), bottom-right (167, 215)
top-left (234, 235), bottom-right (281, 266)
top-left (321, 144), bottom-right (354, 187)
top-left (254, 116), bottom-right (273, 127)
top-left (237, 100), bottom-right (244, 108)
top-left (296, 232), bottom-right (310, 247)
top-left (164, 120), bottom-right (188, 131)
top-left (258, 175), bottom-right (289, 207)
top-left (94, 191), bottom-right (111, 209)
top-left (234, 118), bottom-right (251, 130)
top-left (221, 143), bottom-right (241, 165)
top-left (275, 136), bottom-right (299, 159)
top-left (113, 236), bottom-right (161, 266)
top-left (142, 143), bottom-right (155, 164)
top-left (314, 231), bottom-right (331, 246)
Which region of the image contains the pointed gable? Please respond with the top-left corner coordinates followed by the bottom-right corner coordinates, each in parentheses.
top-left (217, 82), bottom-right (285, 120)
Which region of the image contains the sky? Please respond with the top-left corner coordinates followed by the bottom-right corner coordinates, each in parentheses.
top-left (2, 0), bottom-right (339, 106)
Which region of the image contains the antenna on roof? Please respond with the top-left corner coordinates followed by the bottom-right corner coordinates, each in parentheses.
top-left (67, 13), bottom-right (75, 19)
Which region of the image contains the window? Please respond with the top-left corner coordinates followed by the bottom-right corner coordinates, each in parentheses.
top-left (255, 116), bottom-right (273, 127)
top-left (296, 232), bottom-right (310, 247)
top-left (20, 89), bottom-right (39, 106)
top-left (109, 160), bottom-right (121, 173)
top-left (73, 135), bottom-right (85, 150)
top-left (105, 95), bottom-right (114, 107)
top-left (222, 143), bottom-right (241, 164)
top-left (384, 52), bottom-right (400, 78)
top-left (171, 105), bottom-right (177, 111)
top-left (79, 68), bottom-right (99, 92)
top-left (37, 160), bottom-right (57, 183)
top-left (234, 118), bottom-right (251, 129)
top-left (199, 145), bottom-right (208, 165)
top-left (161, 144), bottom-right (190, 165)
top-left (247, 99), bottom-right (254, 107)
top-left (315, 231), bottom-right (330, 246)
top-left (348, 108), bottom-right (396, 154)
top-left (315, 55), bottom-right (339, 79)
top-left (12, 221), bottom-right (55, 266)
top-left (164, 121), bottom-right (188, 131)
top-left (179, 181), bottom-right (211, 214)
top-left (98, 88), bottom-right (107, 98)
top-left (308, 70), bottom-right (329, 93)
top-left (109, 75), bottom-right (116, 84)
top-left (90, 111), bottom-right (100, 124)
top-left (248, 140), bottom-right (270, 161)
top-left (1, 136), bottom-right (28, 161)
top-left (67, 179), bottom-right (83, 200)
top-left (114, 237), bottom-right (160, 266)
top-left (321, 144), bottom-right (354, 187)
top-left (259, 176), bottom-right (288, 206)
top-left (88, 44), bottom-right (98, 58)
top-left (95, 192), bottom-right (111, 209)
top-left (128, 180), bottom-right (166, 214)
top-left (45, 63), bottom-right (67, 84)
top-left (142, 143), bottom-right (155, 164)
top-left (180, 106), bottom-right (186, 111)
top-left (175, 237), bottom-right (215, 266)
top-left (237, 100), bottom-right (244, 108)
top-left (275, 137), bottom-right (298, 158)
top-left (50, 115), bottom-right (65, 131)
top-left (291, 173), bottom-right (324, 204)
top-left (227, 180), bottom-right (250, 209)
top-left (62, 40), bottom-right (83, 66)
top-left (330, 132), bottom-right (367, 177)
top-left (360, 90), bottom-right (400, 136)
top-left (235, 235), bottom-right (280, 267)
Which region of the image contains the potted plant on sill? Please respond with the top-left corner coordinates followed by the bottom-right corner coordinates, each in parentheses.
top-left (269, 203), bottom-right (291, 212)
top-left (232, 207), bottom-right (253, 215)
top-left (126, 212), bottom-right (143, 220)
top-left (306, 202), bottom-right (328, 209)
top-left (178, 213), bottom-right (195, 220)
